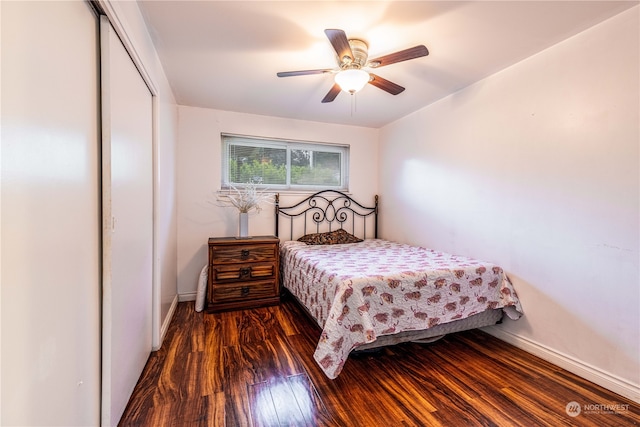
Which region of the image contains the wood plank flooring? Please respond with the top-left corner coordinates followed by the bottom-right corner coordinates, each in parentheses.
top-left (119, 297), bottom-right (640, 426)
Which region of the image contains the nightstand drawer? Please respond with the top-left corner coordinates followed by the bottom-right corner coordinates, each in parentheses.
top-left (211, 262), bottom-right (276, 282)
top-left (207, 236), bottom-right (280, 312)
top-left (211, 280), bottom-right (278, 303)
top-left (210, 243), bottom-right (277, 264)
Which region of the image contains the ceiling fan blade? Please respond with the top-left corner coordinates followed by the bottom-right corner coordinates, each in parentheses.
top-left (277, 69), bottom-right (332, 77)
top-left (325, 29), bottom-right (353, 63)
top-left (368, 45), bottom-right (429, 68)
top-left (368, 74), bottom-right (405, 95)
top-left (321, 83), bottom-right (341, 103)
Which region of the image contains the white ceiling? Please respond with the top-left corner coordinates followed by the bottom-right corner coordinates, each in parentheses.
top-left (138, 1), bottom-right (636, 128)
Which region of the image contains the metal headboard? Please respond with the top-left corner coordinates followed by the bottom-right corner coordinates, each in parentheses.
top-left (275, 190), bottom-right (378, 241)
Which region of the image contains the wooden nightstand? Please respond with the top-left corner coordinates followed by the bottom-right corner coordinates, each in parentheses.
top-left (206, 236), bottom-right (280, 313)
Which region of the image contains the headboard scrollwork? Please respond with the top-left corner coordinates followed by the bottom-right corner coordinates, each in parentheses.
top-left (275, 190), bottom-right (378, 241)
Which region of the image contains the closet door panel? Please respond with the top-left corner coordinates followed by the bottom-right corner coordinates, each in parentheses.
top-left (1, 1), bottom-right (101, 425)
top-left (100, 17), bottom-right (153, 427)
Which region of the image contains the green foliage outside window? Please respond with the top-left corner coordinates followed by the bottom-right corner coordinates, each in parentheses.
top-left (223, 135), bottom-right (347, 189)
top-left (229, 159), bottom-right (286, 185)
top-left (228, 159), bottom-right (340, 186)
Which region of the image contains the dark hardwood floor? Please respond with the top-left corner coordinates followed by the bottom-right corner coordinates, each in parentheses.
top-left (119, 297), bottom-right (640, 426)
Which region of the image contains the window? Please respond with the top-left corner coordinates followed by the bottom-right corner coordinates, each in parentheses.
top-left (222, 134), bottom-right (349, 191)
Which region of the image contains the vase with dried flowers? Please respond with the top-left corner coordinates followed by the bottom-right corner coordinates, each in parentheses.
top-left (217, 181), bottom-right (271, 238)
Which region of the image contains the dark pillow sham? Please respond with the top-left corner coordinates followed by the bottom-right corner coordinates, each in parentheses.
top-left (297, 228), bottom-right (363, 245)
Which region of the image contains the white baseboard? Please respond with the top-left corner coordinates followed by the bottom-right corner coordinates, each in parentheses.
top-left (483, 326), bottom-right (640, 404)
top-left (153, 295), bottom-right (179, 351)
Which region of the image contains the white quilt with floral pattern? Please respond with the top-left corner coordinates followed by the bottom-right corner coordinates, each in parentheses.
top-left (280, 239), bottom-right (523, 379)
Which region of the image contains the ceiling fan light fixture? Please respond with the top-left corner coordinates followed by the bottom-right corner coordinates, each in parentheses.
top-left (277, 29), bottom-right (427, 102)
top-left (335, 69), bottom-right (370, 94)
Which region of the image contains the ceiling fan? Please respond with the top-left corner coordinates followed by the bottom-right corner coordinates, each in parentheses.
top-left (277, 29), bottom-right (429, 103)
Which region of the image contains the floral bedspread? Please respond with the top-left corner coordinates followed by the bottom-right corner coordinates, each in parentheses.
top-left (280, 239), bottom-right (523, 379)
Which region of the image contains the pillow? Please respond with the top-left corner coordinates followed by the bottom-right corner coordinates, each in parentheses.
top-left (195, 264), bottom-right (208, 312)
top-left (298, 228), bottom-right (363, 245)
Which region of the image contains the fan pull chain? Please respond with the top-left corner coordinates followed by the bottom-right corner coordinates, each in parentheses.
top-left (350, 93), bottom-right (356, 116)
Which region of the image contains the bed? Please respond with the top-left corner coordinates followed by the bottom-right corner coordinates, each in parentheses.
top-left (275, 190), bottom-right (523, 379)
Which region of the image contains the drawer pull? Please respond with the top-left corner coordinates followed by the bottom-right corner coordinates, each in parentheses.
top-left (241, 249), bottom-right (250, 259)
top-left (240, 267), bottom-right (251, 277)
top-left (241, 286), bottom-right (250, 296)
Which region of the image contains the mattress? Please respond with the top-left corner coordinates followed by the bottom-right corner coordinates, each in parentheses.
top-left (280, 239), bottom-right (523, 379)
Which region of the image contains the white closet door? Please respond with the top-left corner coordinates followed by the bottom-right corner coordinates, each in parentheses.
top-left (100, 17), bottom-right (154, 427)
top-left (1, 1), bottom-right (101, 425)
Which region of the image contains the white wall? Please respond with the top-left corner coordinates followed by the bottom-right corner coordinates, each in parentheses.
top-left (379, 7), bottom-right (639, 400)
top-left (177, 107), bottom-right (378, 297)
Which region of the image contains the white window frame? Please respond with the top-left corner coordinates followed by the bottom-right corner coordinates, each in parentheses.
top-left (221, 134), bottom-right (349, 191)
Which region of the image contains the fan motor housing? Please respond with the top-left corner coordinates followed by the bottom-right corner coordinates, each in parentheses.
top-left (345, 39), bottom-right (368, 69)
